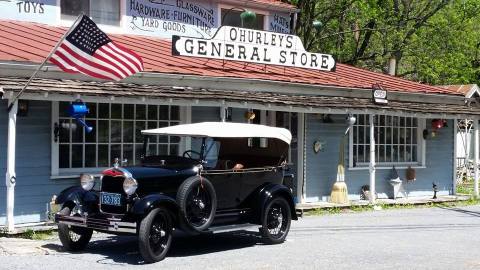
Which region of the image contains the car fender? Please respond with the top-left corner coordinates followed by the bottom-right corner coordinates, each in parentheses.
top-left (55, 186), bottom-right (87, 206)
top-left (255, 183), bottom-right (298, 223)
top-left (132, 194), bottom-right (179, 220)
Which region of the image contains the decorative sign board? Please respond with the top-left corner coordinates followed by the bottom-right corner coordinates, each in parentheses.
top-left (0, 0), bottom-right (57, 24)
top-left (127, 0), bottom-right (218, 39)
top-left (172, 26), bottom-right (336, 71)
top-left (373, 88), bottom-right (388, 104)
top-left (269, 12), bottom-right (291, 34)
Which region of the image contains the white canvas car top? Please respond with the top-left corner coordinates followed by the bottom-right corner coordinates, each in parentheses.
top-left (142, 122), bottom-right (292, 145)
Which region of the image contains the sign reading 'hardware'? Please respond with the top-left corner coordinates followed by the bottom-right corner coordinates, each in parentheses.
top-left (172, 26), bottom-right (336, 71)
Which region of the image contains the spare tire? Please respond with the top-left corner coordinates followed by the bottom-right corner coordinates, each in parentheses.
top-left (176, 175), bottom-right (217, 233)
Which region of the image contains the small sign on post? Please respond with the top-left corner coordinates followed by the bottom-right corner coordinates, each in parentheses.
top-left (372, 83), bottom-right (388, 105)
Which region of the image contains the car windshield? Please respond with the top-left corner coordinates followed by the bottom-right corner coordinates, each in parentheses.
top-left (142, 136), bottom-right (220, 169)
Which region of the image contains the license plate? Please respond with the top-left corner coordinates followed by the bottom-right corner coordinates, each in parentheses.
top-left (100, 192), bottom-right (122, 206)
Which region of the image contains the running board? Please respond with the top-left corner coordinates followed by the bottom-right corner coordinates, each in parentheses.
top-left (207, 223), bottom-right (259, 234)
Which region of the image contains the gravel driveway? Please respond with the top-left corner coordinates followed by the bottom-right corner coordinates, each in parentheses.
top-left (1, 205), bottom-right (480, 270)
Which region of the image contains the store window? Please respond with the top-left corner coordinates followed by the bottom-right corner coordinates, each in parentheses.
top-left (350, 115), bottom-right (423, 167)
top-left (56, 102), bottom-right (181, 170)
top-left (221, 9), bottom-right (265, 30)
top-left (60, 0), bottom-right (120, 26)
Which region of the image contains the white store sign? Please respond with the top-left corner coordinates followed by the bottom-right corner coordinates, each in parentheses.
top-left (127, 0), bottom-right (217, 38)
top-left (172, 26), bottom-right (336, 71)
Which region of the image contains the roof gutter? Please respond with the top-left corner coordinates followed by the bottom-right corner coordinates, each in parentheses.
top-left (0, 61), bottom-right (467, 106)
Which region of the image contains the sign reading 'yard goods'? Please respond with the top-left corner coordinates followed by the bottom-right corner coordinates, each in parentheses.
top-left (172, 26), bottom-right (336, 71)
top-left (128, 0), bottom-right (217, 38)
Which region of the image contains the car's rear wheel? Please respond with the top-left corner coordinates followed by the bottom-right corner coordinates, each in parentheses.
top-left (58, 207), bottom-right (93, 251)
top-left (260, 197), bottom-right (292, 244)
top-left (138, 207), bottom-right (173, 263)
top-left (177, 176), bottom-right (217, 233)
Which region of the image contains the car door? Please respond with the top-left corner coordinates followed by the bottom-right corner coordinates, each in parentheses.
top-left (205, 172), bottom-right (243, 209)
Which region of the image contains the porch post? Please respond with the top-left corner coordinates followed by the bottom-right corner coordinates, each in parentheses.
top-left (453, 118), bottom-right (457, 195)
top-left (297, 113), bottom-right (305, 203)
top-left (369, 114), bottom-right (376, 203)
top-left (474, 118), bottom-right (479, 197)
top-left (5, 100), bottom-right (17, 232)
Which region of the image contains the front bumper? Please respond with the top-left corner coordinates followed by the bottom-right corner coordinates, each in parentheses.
top-left (55, 214), bottom-right (137, 234)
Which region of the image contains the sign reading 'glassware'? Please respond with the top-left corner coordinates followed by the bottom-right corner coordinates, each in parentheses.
top-left (172, 26), bottom-right (336, 71)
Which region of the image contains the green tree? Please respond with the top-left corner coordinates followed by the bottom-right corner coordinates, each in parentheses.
top-left (286, 0), bottom-right (480, 84)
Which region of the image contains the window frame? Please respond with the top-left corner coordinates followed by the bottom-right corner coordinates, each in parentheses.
top-left (57, 0), bottom-right (125, 32)
top-left (217, 4), bottom-right (268, 30)
top-left (51, 101), bottom-right (189, 177)
top-left (348, 115), bottom-right (426, 170)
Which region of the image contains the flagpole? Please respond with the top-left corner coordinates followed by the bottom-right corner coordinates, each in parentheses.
top-left (7, 14), bottom-right (84, 113)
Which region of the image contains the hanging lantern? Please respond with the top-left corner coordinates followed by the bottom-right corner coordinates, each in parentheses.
top-left (431, 119), bottom-right (444, 130)
top-left (245, 111), bottom-right (256, 120)
top-left (431, 119), bottom-right (448, 129)
top-left (240, 10), bottom-right (256, 28)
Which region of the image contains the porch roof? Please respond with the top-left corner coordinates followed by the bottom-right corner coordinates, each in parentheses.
top-left (0, 20), bottom-right (460, 96)
top-left (2, 76), bottom-right (480, 117)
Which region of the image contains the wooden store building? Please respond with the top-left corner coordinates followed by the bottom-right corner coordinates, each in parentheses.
top-left (1, 0), bottom-right (480, 231)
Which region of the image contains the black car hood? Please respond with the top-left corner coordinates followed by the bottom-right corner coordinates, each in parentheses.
top-left (120, 166), bottom-right (198, 180)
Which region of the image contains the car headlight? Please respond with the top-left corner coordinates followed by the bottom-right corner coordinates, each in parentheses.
top-left (123, 177), bottom-right (138, 195)
top-left (80, 173), bottom-right (95, 191)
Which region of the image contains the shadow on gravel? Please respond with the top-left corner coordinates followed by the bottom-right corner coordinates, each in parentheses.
top-left (436, 206), bottom-right (480, 217)
top-left (41, 230), bottom-right (261, 265)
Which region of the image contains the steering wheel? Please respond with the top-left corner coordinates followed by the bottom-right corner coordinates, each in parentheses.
top-left (183, 150), bottom-right (201, 159)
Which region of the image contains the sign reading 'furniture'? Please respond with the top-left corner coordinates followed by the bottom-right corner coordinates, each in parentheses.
top-left (172, 26), bottom-right (336, 71)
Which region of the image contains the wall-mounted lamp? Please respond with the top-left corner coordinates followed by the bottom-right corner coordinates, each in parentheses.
top-left (344, 114), bottom-right (356, 135)
top-left (17, 100), bottom-right (29, 117)
top-left (346, 114), bottom-right (356, 126)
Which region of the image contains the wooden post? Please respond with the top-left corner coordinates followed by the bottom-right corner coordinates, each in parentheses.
top-left (474, 118), bottom-right (479, 197)
top-left (5, 100), bottom-right (17, 232)
top-left (297, 113), bottom-right (305, 203)
top-left (369, 114), bottom-right (376, 203)
top-left (453, 118), bottom-right (457, 195)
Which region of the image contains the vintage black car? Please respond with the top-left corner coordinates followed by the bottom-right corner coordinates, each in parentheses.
top-left (54, 121), bottom-right (297, 263)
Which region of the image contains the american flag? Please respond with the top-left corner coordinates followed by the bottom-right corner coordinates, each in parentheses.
top-left (50, 15), bottom-right (144, 81)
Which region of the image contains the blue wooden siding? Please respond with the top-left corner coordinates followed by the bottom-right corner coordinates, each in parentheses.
top-left (0, 100), bottom-right (76, 225)
top-left (0, 104), bottom-right (456, 224)
top-left (305, 114), bottom-right (454, 202)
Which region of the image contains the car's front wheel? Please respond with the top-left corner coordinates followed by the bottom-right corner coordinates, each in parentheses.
top-left (57, 207), bottom-right (93, 251)
top-left (138, 207), bottom-right (173, 263)
top-left (176, 176), bottom-right (217, 233)
top-left (260, 197), bottom-right (292, 244)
